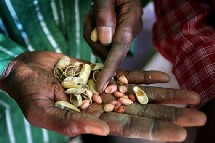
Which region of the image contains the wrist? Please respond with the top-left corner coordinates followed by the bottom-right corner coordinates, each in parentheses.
top-left (0, 51), bottom-right (30, 80)
top-left (0, 51), bottom-right (30, 96)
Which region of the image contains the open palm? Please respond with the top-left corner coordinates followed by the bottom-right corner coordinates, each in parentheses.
top-left (2, 51), bottom-right (206, 142)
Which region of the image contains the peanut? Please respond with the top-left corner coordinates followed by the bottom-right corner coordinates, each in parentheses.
top-left (92, 93), bottom-right (102, 104)
top-left (90, 28), bottom-right (98, 42)
top-left (105, 84), bottom-right (117, 93)
top-left (113, 91), bottom-right (125, 98)
top-left (119, 98), bottom-right (133, 105)
top-left (115, 106), bottom-right (125, 113)
top-left (128, 93), bottom-right (137, 102)
top-left (104, 104), bottom-right (114, 112)
top-left (80, 100), bottom-right (90, 110)
top-left (118, 85), bottom-right (127, 93)
top-left (117, 75), bottom-right (128, 84)
top-left (109, 100), bottom-right (118, 106)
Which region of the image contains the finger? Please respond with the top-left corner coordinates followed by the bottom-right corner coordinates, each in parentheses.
top-left (100, 112), bottom-right (186, 142)
top-left (27, 101), bottom-right (109, 137)
top-left (125, 104), bottom-right (206, 127)
top-left (96, 2), bottom-right (143, 93)
top-left (93, 0), bottom-right (116, 45)
top-left (83, 15), bottom-right (109, 61)
top-left (116, 70), bottom-right (170, 84)
top-left (126, 85), bottom-right (200, 105)
top-left (96, 43), bottom-right (126, 93)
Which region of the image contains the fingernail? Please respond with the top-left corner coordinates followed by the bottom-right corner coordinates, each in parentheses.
top-left (98, 27), bottom-right (112, 46)
top-left (102, 81), bottom-right (109, 92)
top-left (87, 125), bottom-right (109, 136)
top-left (162, 74), bottom-right (170, 82)
top-left (102, 125), bottom-right (109, 136)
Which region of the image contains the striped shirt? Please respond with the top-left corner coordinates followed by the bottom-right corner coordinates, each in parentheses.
top-left (0, 0), bottom-right (148, 143)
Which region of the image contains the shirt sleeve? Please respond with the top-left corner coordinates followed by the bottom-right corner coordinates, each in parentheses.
top-left (0, 33), bottom-right (27, 79)
top-left (0, 15), bottom-right (27, 79)
top-left (153, 0), bottom-right (215, 109)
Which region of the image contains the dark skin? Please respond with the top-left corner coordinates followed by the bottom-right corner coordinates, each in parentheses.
top-left (84, 0), bottom-right (143, 93)
top-left (0, 51), bottom-right (206, 142)
top-left (84, 0), bottom-right (213, 142)
top-left (0, 1), bottom-right (208, 141)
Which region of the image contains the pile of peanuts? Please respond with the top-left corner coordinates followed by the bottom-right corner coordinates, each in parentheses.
top-left (102, 82), bottom-right (149, 113)
top-left (54, 56), bottom-right (148, 113)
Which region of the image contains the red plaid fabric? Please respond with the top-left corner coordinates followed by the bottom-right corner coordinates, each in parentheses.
top-left (153, 0), bottom-right (215, 109)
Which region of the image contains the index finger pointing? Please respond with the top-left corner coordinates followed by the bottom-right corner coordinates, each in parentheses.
top-left (96, 41), bottom-right (129, 93)
top-left (95, 2), bottom-right (143, 93)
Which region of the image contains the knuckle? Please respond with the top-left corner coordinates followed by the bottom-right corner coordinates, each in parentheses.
top-left (95, 9), bottom-right (114, 24)
top-left (128, 0), bottom-right (143, 18)
top-left (115, 27), bottom-right (133, 44)
top-left (122, 120), bottom-right (134, 137)
top-left (58, 112), bottom-right (82, 136)
top-left (96, 9), bottom-right (109, 19)
top-left (65, 123), bottom-right (81, 137)
top-left (136, 5), bottom-right (143, 17)
top-left (66, 113), bottom-right (88, 135)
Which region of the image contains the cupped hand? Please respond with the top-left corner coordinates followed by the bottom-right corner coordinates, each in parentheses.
top-left (84, 0), bottom-right (143, 93)
top-left (2, 51), bottom-right (109, 136)
top-left (1, 51), bottom-right (206, 142)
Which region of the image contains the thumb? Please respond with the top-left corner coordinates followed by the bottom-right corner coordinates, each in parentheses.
top-left (29, 102), bottom-right (110, 137)
top-left (93, 0), bottom-right (116, 46)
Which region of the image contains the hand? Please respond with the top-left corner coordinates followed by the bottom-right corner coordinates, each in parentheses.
top-left (84, 0), bottom-right (143, 93)
top-left (85, 70), bottom-right (206, 141)
top-left (2, 51), bottom-right (109, 136)
top-left (1, 51), bottom-right (206, 142)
